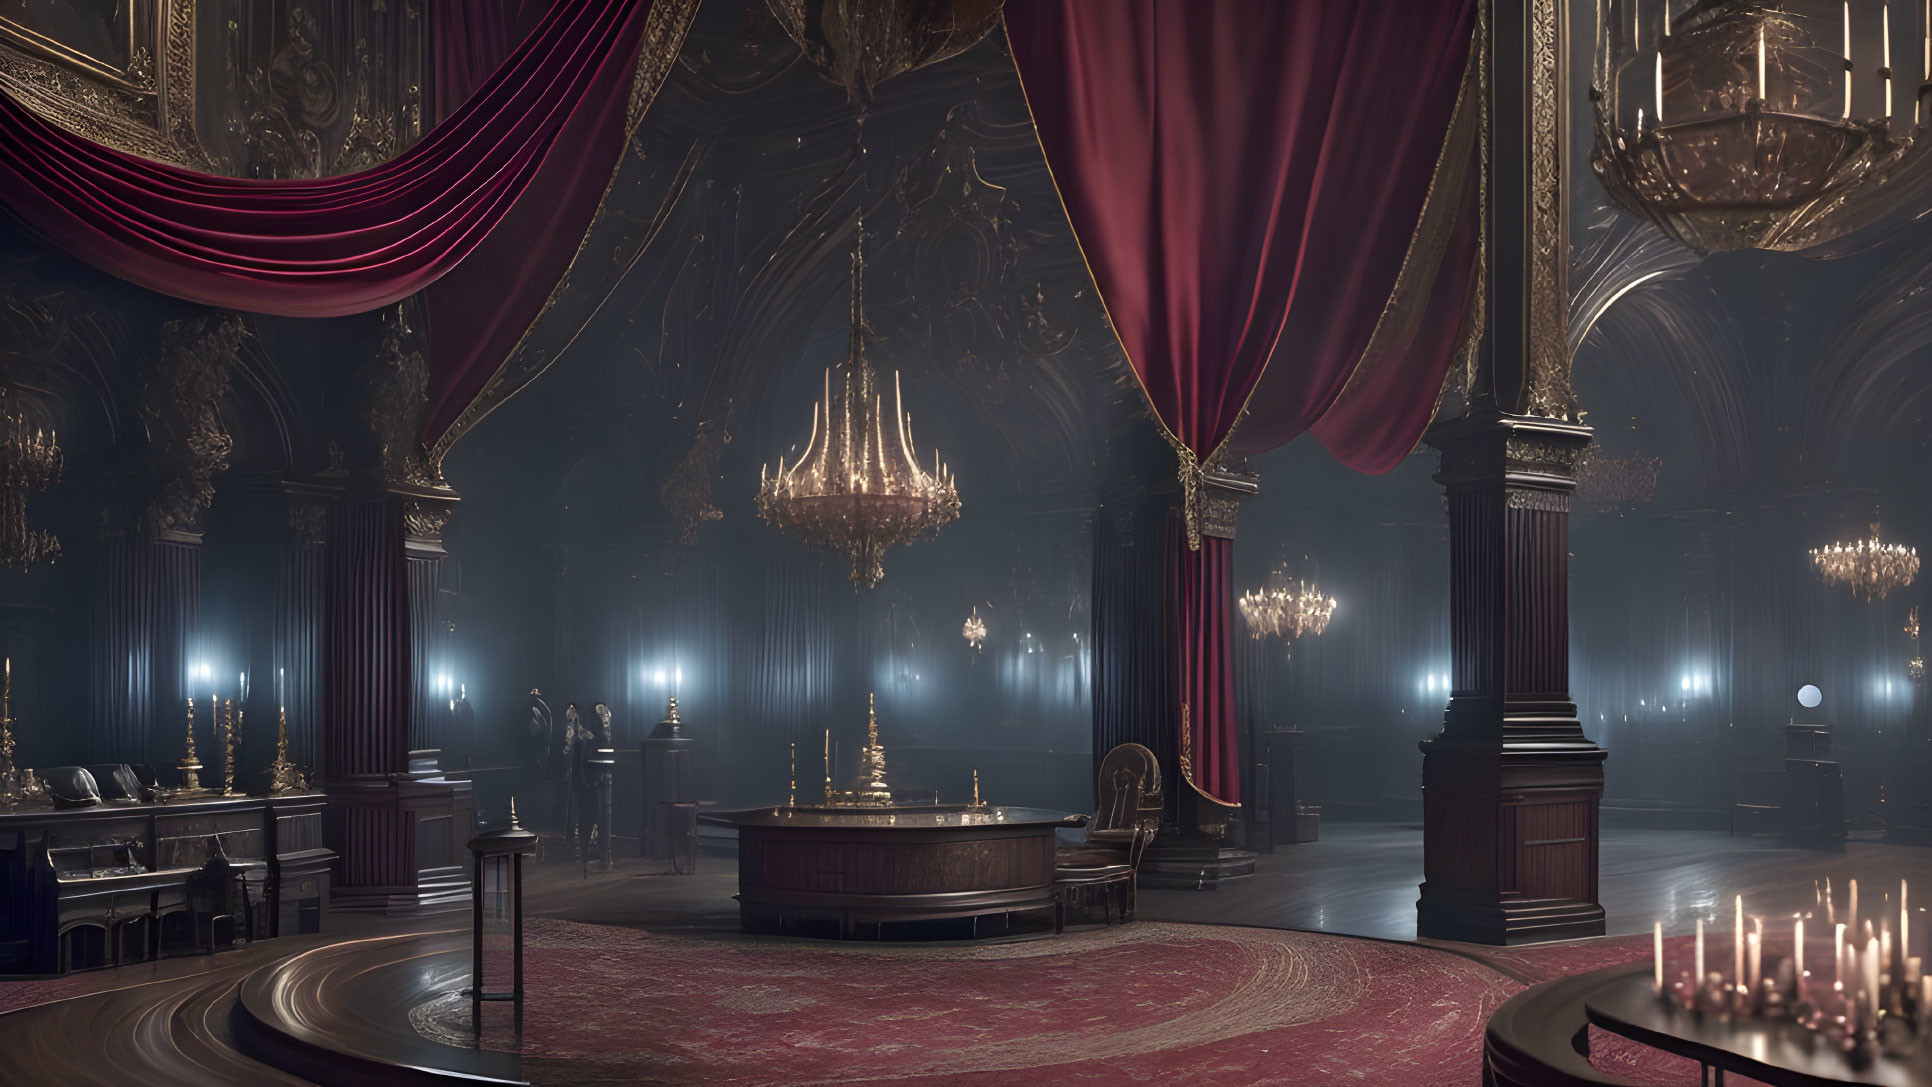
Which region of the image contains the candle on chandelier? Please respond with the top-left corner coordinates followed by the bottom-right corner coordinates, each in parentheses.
top-left (1903, 879), bottom-right (1910, 960)
top-left (1795, 917), bottom-right (1806, 1001)
top-left (1866, 936), bottom-right (1882, 1023)
top-left (1746, 930), bottom-right (1762, 1002)
top-left (1844, 2), bottom-right (1855, 120)
top-left (1835, 923), bottom-right (1847, 994)
top-left (1695, 918), bottom-right (1706, 986)
top-left (1735, 895), bottom-right (1747, 997)
top-left (1756, 24), bottom-right (1767, 102)
top-left (1851, 879), bottom-right (1860, 935)
top-left (1654, 922), bottom-right (1664, 993)
top-left (1883, 2), bottom-right (1895, 117)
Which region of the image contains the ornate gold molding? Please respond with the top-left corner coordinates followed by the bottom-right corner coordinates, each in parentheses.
top-left (427, 0), bottom-right (703, 469)
top-left (0, 0), bottom-right (214, 170)
top-left (1522, 0), bottom-right (1575, 422)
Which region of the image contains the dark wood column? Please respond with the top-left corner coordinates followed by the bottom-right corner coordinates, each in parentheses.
top-left (321, 299), bottom-right (472, 913)
top-left (1418, 414), bottom-right (1604, 943)
top-left (1415, 0), bottom-right (1606, 943)
top-left (322, 486), bottom-right (471, 912)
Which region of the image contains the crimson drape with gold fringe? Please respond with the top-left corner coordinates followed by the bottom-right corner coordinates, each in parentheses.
top-left (0, 0), bottom-right (698, 449)
top-left (1006, 0), bottom-right (1481, 804)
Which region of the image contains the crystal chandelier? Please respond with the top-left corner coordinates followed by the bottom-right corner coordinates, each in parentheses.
top-left (1810, 517), bottom-right (1919, 600)
top-left (1591, 0), bottom-right (1932, 252)
top-left (0, 387), bottom-right (61, 571)
top-left (962, 606), bottom-right (986, 651)
top-left (756, 226), bottom-right (960, 589)
top-left (1238, 566), bottom-right (1337, 657)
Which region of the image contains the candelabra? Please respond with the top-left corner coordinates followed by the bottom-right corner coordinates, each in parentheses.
top-left (219, 697), bottom-right (240, 796)
top-left (0, 657), bottom-right (44, 808)
top-left (264, 704), bottom-right (310, 795)
top-left (177, 697), bottom-right (205, 793)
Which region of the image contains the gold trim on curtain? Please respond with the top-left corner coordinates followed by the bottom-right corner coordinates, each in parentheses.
top-left (427, 0), bottom-right (703, 466)
top-left (1318, 15), bottom-right (1486, 445)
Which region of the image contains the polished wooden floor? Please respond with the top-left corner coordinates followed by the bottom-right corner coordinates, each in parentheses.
top-left (0, 825), bottom-right (1926, 1085)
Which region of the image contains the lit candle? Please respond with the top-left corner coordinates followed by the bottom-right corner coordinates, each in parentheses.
top-left (1695, 918), bottom-right (1706, 985)
top-left (1757, 23), bottom-right (1767, 102)
top-left (1827, 876), bottom-right (1837, 926)
top-left (1655, 52), bottom-right (1664, 125)
top-left (1836, 922), bottom-right (1848, 992)
top-left (1903, 879), bottom-right (1910, 960)
top-left (1796, 917), bottom-right (1806, 1001)
top-left (1655, 921), bottom-right (1665, 993)
top-left (1845, 2), bottom-right (1855, 120)
top-left (1884, 2), bottom-right (1894, 117)
top-left (1850, 879), bottom-right (1860, 935)
top-left (1866, 936), bottom-right (1882, 1023)
top-left (1747, 930), bottom-right (1762, 1002)
top-left (1735, 895), bottom-right (1746, 996)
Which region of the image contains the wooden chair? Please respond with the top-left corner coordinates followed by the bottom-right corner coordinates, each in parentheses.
top-left (1053, 743), bottom-right (1162, 932)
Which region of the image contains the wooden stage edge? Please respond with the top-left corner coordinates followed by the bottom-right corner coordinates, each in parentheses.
top-left (231, 928), bottom-right (525, 1087)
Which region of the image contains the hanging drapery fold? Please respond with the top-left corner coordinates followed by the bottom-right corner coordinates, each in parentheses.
top-left (1006, 0), bottom-right (1479, 805)
top-left (0, 0), bottom-right (701, 449)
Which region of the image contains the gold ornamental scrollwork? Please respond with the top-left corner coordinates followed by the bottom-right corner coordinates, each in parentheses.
top-left (1523, 0), bottom-right (1577, 423)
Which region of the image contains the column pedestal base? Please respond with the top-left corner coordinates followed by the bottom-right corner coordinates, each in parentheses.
top-left (325, 772), bottom-right (474, 915)
top-left (1139, 832), bottom-right (1256, 890)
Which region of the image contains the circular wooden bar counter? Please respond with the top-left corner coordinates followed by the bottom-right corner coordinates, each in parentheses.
top-left (708, 805), bottom-right (1085, 938)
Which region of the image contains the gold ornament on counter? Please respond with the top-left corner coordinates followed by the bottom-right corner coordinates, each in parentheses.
top-left (824, 693), bottom-right (894, 808)
top-left (755, 223), bottom-right (960, 589)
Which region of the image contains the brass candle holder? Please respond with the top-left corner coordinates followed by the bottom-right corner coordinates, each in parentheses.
top-left (0, 657), bottom-right (45, 808)
top-left (219, 697), bottom-right (240, 796)
top-left (177, 696), bottom-right (206, 794)
top-left (263, 704), bottom-right (310, 795)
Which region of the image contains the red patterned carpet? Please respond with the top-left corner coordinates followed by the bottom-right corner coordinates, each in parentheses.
top-left (504, 919), bottom-right (1518, 1086)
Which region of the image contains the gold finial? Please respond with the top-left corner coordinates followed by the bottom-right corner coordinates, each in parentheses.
top-left (972, 769), bottom-right (981, 807)
top-left (509, 796), bottom-right (519, 825)
top-left (866, 691), bottom-right (879, 745)
top-left (788, 741), bottom-right (797, 808)
top-left (664, 695), bottom-right (680, 722)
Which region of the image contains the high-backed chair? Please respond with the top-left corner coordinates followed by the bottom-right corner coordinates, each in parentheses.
top-left (1053, 743), bottom-right (1162, 931)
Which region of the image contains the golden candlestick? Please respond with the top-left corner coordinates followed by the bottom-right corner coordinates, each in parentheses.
top-left (972, 769), bottom-right (982, 809)
top-left (788, 741), bottom-right (797, 808)
top-left (219, 697), bottom-right (239, 795)
top-left (0, 656), bottom-right (40, 808)
top-left (178, 696), bottom-right (204, 793)
top-left (822, 728), bottom-right (831, 804)
top-left (264, 703), bottom-right (309, 795)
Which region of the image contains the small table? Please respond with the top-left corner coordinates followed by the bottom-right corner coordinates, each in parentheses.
top-left (1585, 965), bottom-right (1932, 1087)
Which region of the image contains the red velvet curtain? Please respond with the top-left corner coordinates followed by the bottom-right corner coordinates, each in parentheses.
top-left (0, 0), bottom-right (655, 446)
top-left (1006, 0), bottom-right (1478, 804)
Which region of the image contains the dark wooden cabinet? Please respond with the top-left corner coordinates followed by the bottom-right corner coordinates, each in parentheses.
top-left (0, 793), bottom-right (335, 973)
